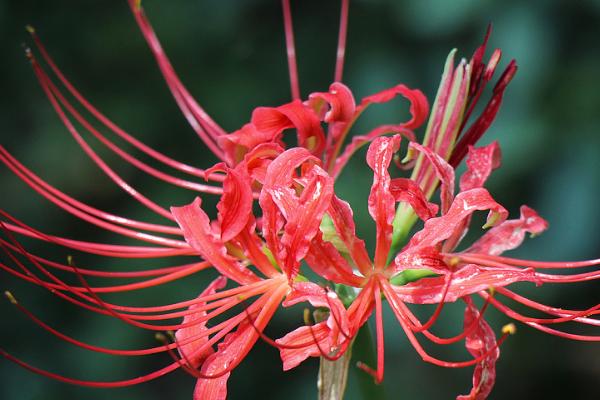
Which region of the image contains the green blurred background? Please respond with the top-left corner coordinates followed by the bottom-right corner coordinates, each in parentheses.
top-left (1, 0), bottom-right (599, 399)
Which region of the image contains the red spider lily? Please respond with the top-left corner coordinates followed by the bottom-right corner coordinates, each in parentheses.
top-left (168, 147), bottom-right (361, 397)
top-left (292, 135), bottom-right (599, 399)
top-left (0, 0), bottom-right (358, 396)
top-left (1, 0), bottom-right (599, 400)
top-left (0, 0), bottom-right (372, 390)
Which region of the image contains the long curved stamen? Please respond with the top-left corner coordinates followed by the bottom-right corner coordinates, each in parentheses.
top-left (4, 292), bottom-right (180, 357)
top-left (1, 212), bottom-right (192, 258)
top-left (159, 291), bottom-right (278, 379)
top-left (165, 286), bottom-right (287, 380)
top-left (535, 271), bottom-right (600, 283)
top-left (0, 238), bottom-right (191, 278)
top-left (0, 147), bottom-right (183, 235)
top-left (0, 252), bottom-right (209, 296)
top-left (27, 27), bottom-right (225, 180)
top-left (454, 252), bottom-right (600, 269)
top-left (407, 293), bottom-right (493, 345)
top-left (113, 280), bottom-right (276, 315)
top-left (240, 287), bottom-right (351, 354)
top-left (281, 0), bottom-right (300, 100)
top-left (522, 323), bottom-right (600, 341)
top-left (1, 347), bottom-right (181, 388)
top-left (242, 305), bottom-right (329, 351)
top-left (357, 279), bottom-right (385, 383)
top-left (0, 229), bottom-right (197, 324)
top-left (113, 282), bottom-right (279, 321)
top-left (129, 4), bottom-right (227, 141)
top-left (480, 293), bottom-right (600, 341)
top-left (127, 3), bottom-right (227, 159)
top-left (381, 279), bottom-right (512, 368)
top-left (1, 225), bottom-right (276, 329)
top-left (491, 294), bottom-right (600, 325)
top-left (411, 268), bottom-right (455, 333)
top-left (2, 152), bottom-right (189, 247)
top-left (496, 288), bottom-right (600, 327)
top-left (1, 223), bottom-right (271, 311)
top-left (27, 56), bottom-right (176, 221)
top-left (38, 70), bottom-right (225, 195)
top-left (67, 260), bottom-right (269, 331)
top-left (1, 234), bottom-right (248, 336)
top-left (334, 0), bottom-right (349, 83)
top-left (318, 284), bottom-right (352, 341)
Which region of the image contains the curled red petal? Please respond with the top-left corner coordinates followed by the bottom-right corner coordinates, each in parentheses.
top-left (217, 167), bottom-right (253, 242)
top-left (367, 136), bottom-right (401, 269)
top-left (241, 142), bottom-right (284, 184)
top-left (193, 321), bottom-right (255, 400)
top-left (358, 84), bottom-right (429, 130)
top-left (308, 82), bottom-right (356, 124)
top-left (219, 123), bottom-right (279, 166)
top-left (327, 195), bottom-right (372, 275)
top-left (308, 82), bottom-right (356, 163)
top-left (171, 198), bottom-right (259, 285)
top-left (176, 276), bottom-right (228, 367)
top-left (263, 147), bottom-right (317, 193)
top-left (393, 246), bottom-right (449, 275)
top-left (277, 281), bottom-right (351, 370)
top-left (235, 216), bottom-right (279, 278)
top-left (332, 125), bottom-right (415, 178)
top-left (260, 147), bottom-right (317, 225)
top-left (276, 322), bottom-right (329, 371)
top-left (392, 264), bottom-right (540, 304)
top-left (466, 205), bottom-right (548, 256)
top-left (390, 177), bottom-right (439, 221)
top-left (409, 142), bottom-right (455, 214)
top-left (459, 141), bottom-right (502, 192)
top-left (457, 297), bottom-right (499, 400)
top-left (193, 286), bottom-right (286, 399)
top-left (285, 282), bottom-right (349, 330)
top-left (402, 188), bottom-right (507, 252)
top-left (252, 100), bottom-right (326, 155)
top-left (278, 169), bottom-right (334, 280)
top-left (305, 232), bottom-right (363, 286)
top-left (259, 148), bottom-right (328, 278)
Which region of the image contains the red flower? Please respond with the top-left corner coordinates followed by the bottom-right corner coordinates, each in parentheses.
top-left (298, 136), bottom-right (599, 399)
top-left (1, 2), bottom-right (598, 400)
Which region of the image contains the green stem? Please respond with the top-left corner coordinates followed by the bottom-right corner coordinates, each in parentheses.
top-left (318, 344), bottom-right (353, 400)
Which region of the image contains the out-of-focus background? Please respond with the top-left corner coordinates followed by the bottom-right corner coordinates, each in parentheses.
top-left (1, 1), bottom-right (599, 399)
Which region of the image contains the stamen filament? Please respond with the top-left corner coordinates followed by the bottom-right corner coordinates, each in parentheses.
top-left (28, 27), bottom-right (225, 179)
top-left (282, 0), bottom-right (301, 100)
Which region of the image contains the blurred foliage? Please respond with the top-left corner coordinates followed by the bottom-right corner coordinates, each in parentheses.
top-left (1, 0), bottom-right (599, 399)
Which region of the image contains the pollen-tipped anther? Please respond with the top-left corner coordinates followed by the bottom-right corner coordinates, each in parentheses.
top-left (502, 323), bottom-right (516, 335)
top-left (448, 256), bottom-right (461, 268)
top-left (154, 332), bottom-right (168, 343)
top-left (4, 290), bottom-right (18, 305)
top-left (303, 308), bottom-right (313, 326)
